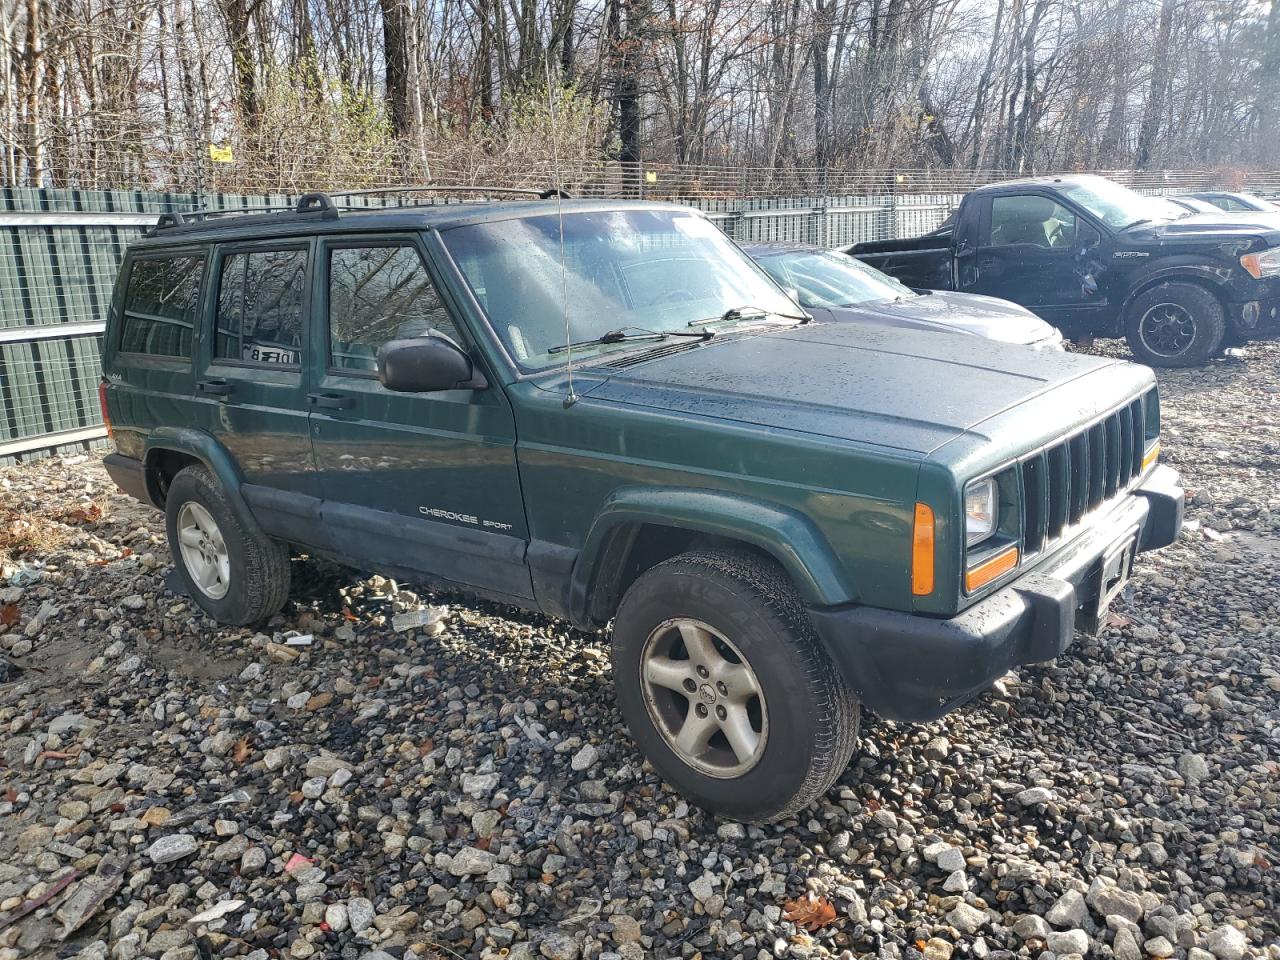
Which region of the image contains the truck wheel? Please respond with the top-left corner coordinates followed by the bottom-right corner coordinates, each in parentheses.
top-left (1124, 282), bottom-right (1225, 367)
top-left (164, 465), bottom-right (291, 625)
top-left (611, 550), bottom-right (860, 822)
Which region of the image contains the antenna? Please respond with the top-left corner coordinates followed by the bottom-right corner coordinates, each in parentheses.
top-left (544, 51), bottom-right (577, 407)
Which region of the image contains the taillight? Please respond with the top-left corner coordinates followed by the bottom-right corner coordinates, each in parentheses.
top-left (98, 380), bottom-right (114, 440)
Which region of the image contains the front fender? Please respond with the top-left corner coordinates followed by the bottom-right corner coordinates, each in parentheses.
top-left (142, 428), bottom-right (255, 529)
top-left (1116, 259), bottom-right (1240, 316)
top-left (571, 487), bottom-right (857, 625)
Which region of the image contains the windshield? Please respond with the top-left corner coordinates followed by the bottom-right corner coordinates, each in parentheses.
top-left (441, 209), bottom-right (799, 370)
top-left (1058, 177), bottom-right (1187, 229)
top-left (754, 249), bottom-right (914, 308)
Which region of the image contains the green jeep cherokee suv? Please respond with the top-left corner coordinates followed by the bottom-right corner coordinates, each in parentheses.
top-left (99, 193), bottom-right (1184, 822)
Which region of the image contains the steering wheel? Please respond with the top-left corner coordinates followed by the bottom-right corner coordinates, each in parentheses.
top-left (653, 288), bottom-right (696, 305)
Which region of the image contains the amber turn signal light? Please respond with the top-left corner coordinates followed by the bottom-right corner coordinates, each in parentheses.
top-left (1142, 440), bottom-right (1160, 470)
top-left (965, 544), bottom-right (1019, 593)
top-left (912, 503), bottom-right (935, 596)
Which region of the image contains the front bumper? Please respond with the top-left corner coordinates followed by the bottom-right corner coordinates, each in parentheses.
top-left (809, 465), bottom-right (1183, 723)
top-left (1228, 285), bottom-right (1280, 339)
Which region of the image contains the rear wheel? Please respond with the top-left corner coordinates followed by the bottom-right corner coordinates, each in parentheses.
top-left (1124, 282), bottom-right (1225, 367)
top-left (164, 465), bottom-right (291, 625)
top-left (611, 550), bottom-right (860, 822)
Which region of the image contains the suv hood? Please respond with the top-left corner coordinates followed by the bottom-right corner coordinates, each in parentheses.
top-left (584, 322), bottom-right (1142, 454)
top-left (822, 290), bottom-right (1059, 346)
top-left (1136, 213), bottom-right (1280, 243)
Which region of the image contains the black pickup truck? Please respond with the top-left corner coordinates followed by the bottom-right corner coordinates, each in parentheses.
top-left (847, 175), bottom-right (1280, 366)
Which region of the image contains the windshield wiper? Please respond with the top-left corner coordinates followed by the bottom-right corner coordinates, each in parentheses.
top-left (688, 305), bottom-right (809, 328)
top-left (548, 326), bottom-right (712, 355)
top-left (1123, 218), bottom-right (1154, 230)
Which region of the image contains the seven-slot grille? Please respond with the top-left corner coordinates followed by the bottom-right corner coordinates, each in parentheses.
top-left (1020, 394), bottom-right (1148, 556)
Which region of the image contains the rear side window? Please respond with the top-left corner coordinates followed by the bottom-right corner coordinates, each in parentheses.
top-left (214, 248), bottom-right (308, 365)
top-left (327, 244), bottom-right (460, 372)
top-left (118, 255), bottom-right (203, 358)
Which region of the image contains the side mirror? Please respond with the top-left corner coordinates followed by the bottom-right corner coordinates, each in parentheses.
top-left (376, 335), bottom-right (487, 392)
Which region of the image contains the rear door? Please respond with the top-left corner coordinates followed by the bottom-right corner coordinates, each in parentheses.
top-left (191, 239), bottom-right (319, 514)
top-left (307, 233), bottom-right (532, 601)
top-left (103, 250), bottom-right (206, 459)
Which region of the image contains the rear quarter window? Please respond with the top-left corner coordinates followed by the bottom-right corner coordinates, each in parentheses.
top-left (118, 254), bottom-right (204, 358)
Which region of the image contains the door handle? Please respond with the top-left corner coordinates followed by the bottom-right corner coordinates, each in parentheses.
top-left (197, 379), bottom-right (233, 396)
top-left (307, 392), bottom-right (354, 410)
top-left (979, 257), bottom-right (997, 268)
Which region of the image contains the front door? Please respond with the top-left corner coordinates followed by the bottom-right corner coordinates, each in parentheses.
top-left (193, 241), bottom-right (318, 508)
top-left (307, 235), bottom-right (532, 601)
top-left (962, 193), bottom-right (1107, 333)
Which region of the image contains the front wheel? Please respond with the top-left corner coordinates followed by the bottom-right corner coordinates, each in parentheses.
top-left (1124, 282), bottom-right (1225, 367)
top-left (611, 550), bottom-right (860, 822)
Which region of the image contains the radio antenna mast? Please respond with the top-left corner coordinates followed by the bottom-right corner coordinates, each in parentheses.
top-left (544, 56), bottom-right (577, 407)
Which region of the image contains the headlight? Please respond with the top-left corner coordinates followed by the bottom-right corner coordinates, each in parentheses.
top-left (1240, 247), bottom-right (1280, 279)
top-left (965, 478), bottom-right (997, 546)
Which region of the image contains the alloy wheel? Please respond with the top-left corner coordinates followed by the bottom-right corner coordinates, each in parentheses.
top-left (176, 501), bottom-right (231, 599)
top-left (639, 618), bottom-right (768, 778)
top-left (1138, 302), bottom-right (1197, 358)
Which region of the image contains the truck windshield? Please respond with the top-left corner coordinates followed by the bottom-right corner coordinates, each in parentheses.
top-left (754, 249), bottom-right (914, 308)
top-left (1058, 178), bottom-right (1187, 230)
top-left (441, 209), bottom-right (798, 370)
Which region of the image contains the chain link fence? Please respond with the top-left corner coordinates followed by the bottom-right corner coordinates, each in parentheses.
top-left (3, 165), bottom-right (1279, 460)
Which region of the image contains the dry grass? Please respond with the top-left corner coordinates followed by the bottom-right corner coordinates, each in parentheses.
top-left (0, 499), bottom-right (106, 565)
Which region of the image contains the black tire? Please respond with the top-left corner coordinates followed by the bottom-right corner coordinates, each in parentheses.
top-left (1124, 281), bottom-right (1225, 367)
top-left (164, 465), bottom-right (291, 625)
top-left (611, 550), bottom-right (860, 822)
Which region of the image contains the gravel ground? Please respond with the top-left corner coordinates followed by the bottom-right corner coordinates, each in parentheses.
top-left (1, 341), bottom-right (1278, 960)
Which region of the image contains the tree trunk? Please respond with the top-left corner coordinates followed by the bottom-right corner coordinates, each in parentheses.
top-left (1135, 0), bottom-right (1175, 168)
top-left (380, 0), bottom-right (411, 139)
top-left (1258, 0), bottom-right (1280, 160)
top-left (217, 0), bottom-right (259, 128)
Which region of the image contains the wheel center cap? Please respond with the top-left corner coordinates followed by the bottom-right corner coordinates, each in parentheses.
top-left (698, 683), bottom-right (717, 704)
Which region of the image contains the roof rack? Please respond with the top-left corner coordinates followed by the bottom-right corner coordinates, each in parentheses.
top-left (151, 185), bottom-right (569, 232)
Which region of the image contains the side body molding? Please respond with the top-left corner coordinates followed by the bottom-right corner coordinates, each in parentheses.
top-left (569, 487), bottom-right (857, 626)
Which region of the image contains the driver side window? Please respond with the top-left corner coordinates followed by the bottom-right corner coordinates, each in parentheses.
top-left (990, 195), bottom-right (1077, 250)
top-left (327, 243), bottom-right (461, 373)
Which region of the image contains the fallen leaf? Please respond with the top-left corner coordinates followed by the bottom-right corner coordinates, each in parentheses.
top-left (60, 504), bottom-right (103, 524)
top-left (475, 836), bottom-right (492, 851)
top-left (783, 896), bottom-right (837, 932)
top-left (0, 603), bottom-right (19, 627)
top-left (232, 736), bottom-right (252, 764)
top-left (341, 608), bottom-right (358, 622)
